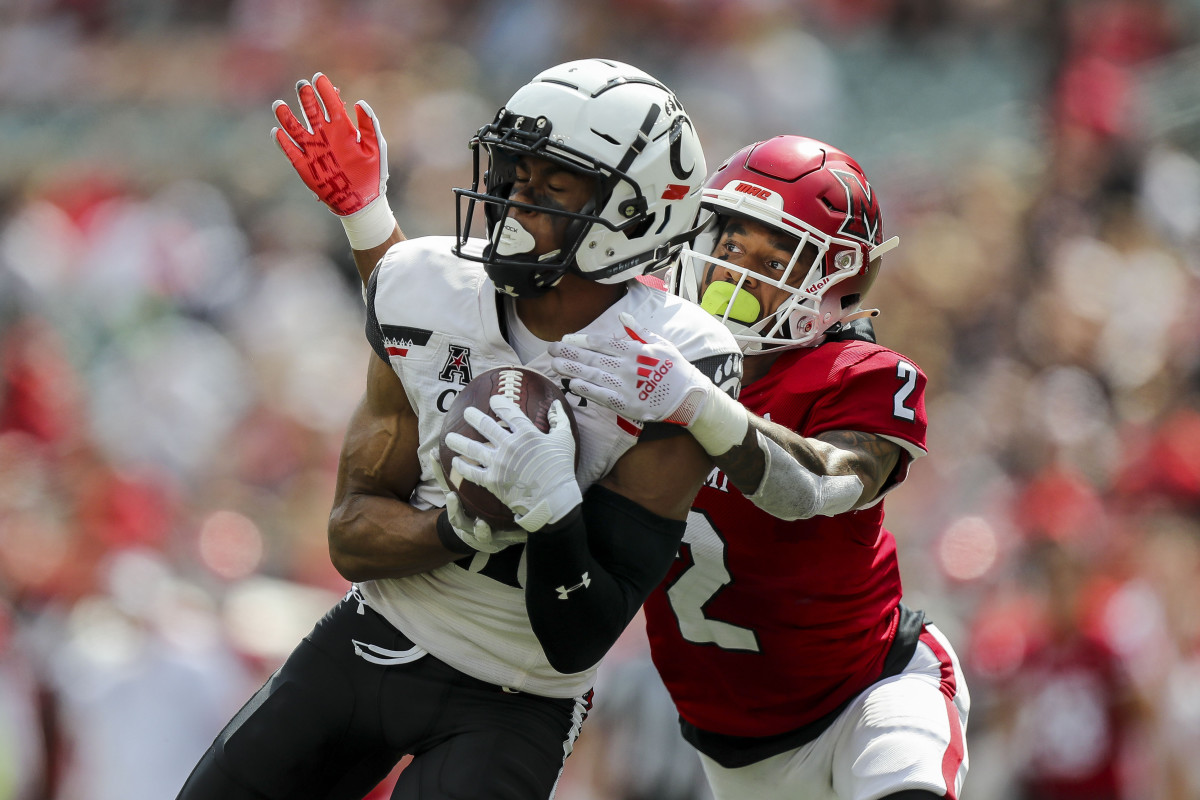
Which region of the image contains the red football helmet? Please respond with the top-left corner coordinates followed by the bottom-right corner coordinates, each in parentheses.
top-left (669, 135), bottom-right (899, 352)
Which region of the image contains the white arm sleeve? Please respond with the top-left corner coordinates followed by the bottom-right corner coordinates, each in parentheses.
top-left (742, 431), bottom-right (863, 521)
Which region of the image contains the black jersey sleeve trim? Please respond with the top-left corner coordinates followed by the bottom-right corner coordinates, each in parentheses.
top-left (689, 353), bottom-right (742, 396)
top-left (364, 262), bottom-right (390, 364)
top-left (524, 484), bottom-right (685, 675)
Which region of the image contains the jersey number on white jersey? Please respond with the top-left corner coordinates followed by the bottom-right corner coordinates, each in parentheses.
top-left (665, 510), bottom-right (761, 653)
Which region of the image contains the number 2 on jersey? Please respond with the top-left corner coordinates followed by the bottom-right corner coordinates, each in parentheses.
top-left (893, 360), bottom-right (918, 421)
top-left (665, 510), bottom-right (761, 653)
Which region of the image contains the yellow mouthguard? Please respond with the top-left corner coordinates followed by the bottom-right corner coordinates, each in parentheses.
top-left (700, 281), bottom-right (761, 324)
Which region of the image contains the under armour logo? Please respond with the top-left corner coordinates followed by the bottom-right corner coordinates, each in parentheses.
top-left (556, 572), bottom-right (591, 599)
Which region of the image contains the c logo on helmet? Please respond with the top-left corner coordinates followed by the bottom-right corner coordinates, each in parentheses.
top-left (668, 115), bottom-right (697, 181)
top-left (831, 169), bottom-right (883, 246)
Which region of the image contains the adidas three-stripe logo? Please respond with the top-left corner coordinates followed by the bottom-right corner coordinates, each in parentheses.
top-left (635, 354), bottom-right (660, 391)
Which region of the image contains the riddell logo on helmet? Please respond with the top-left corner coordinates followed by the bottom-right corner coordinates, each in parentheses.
top-left (806, 275), bottom-right (833, 294)
top-left (733, 182), bottom-right (773, 200)
top-left (635, 354), bottom-right (673, 400)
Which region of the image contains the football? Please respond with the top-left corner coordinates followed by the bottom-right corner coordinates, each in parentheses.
top-left (438, 366), bottom-right (580, 529)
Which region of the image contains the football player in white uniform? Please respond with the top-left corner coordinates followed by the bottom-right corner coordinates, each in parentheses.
top-left (176, 60), bottom-right (742, 800)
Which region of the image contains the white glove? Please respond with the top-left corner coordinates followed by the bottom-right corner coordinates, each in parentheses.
top-left (271, 72), bottom-right (395, 250)
top-left (549, 311), bottom-right (748, 456)
top-left (427, 451), bottom-right (527, 553)
top-left (444, 397), bottom-right (582, 533)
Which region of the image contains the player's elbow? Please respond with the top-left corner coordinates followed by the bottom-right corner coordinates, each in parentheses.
top-left (543, 642), bottom-right (604, 676)
top-left (530, 610), bottom-right (614, 675)
top-left (326, 507), bottom-right (373, 583)
top-left (327, 537), bottom-right (371, 583)
top-left (329, 554), bottom-right (367, 583)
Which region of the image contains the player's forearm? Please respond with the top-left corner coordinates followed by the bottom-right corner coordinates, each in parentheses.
top-left (715, 416), bottom-right (865, 521)
top-left (712, 415), bottom-right (824, 493)
top-left (524, 485), bottom-right (685, 674)
top-left (327, 494), bottom-right (457, 581)
top-left (352, 227), bottom-right (404, 287)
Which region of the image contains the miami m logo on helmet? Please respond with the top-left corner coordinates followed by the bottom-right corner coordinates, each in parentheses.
top-left (831, 169), bottom-right (883, 246)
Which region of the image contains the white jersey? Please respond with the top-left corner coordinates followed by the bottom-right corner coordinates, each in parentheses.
top-left (358, 236), bottom-right (741, 697)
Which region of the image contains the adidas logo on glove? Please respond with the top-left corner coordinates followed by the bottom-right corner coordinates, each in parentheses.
top-left (635, 355), bottom-right (674, 401)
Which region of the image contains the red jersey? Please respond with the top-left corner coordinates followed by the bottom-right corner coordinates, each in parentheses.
top-left (644, 340), bottom-right (929, 738)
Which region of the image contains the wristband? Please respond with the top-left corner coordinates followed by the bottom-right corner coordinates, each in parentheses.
top-left (339, 195), bottom-right (397, 250)
top-left (688, 388), bottom-right (749, 456)
top-left (435, 510), bottom-right (475, 555)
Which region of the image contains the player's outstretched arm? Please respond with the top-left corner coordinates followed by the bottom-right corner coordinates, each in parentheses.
top-left (328, 354), bottom-right (462, 581)
top-left (721, 417), bottom-right (901, 521)
top-left (271, 72), bottom-right (405, 285)
top-left (550, 313), bottom-right (901, 520)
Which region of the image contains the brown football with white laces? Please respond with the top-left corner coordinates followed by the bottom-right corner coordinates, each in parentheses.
top-left (437, 366), bottom-right (579, 529)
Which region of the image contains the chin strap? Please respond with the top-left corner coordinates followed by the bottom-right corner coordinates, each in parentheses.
top-left (842, 307), bottom-right (880, 324)
top-left (582, 220), bottom-right (702, 283)
top-left (868, 236), bottom-right (900, 261)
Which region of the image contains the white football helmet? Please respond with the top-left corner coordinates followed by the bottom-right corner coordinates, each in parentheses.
top-left (454, 59), bottom-right (706, 298)
top-left (669, 135), bottom-right (899, 353)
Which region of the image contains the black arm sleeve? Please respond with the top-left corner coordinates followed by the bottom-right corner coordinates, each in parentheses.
top-left (524, 484), bottom-right (686, 675)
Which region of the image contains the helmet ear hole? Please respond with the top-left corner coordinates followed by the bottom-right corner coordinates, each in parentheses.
top-left (624, 213), bottom-right (656, 240)
top-left (841, 293), bottom-right (860, 310)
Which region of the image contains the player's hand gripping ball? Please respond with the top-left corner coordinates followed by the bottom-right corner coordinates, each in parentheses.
top-left (438, 367), bottom-right (580, 529)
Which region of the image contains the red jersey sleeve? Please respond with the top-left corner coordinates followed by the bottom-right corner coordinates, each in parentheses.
top-left (805, 347), bottom-right (928, 453)
top-left (804, 347), bottom-right (928, 497)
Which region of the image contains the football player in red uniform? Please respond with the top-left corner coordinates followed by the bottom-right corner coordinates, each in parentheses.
top-left (550, 135), bottom-right (970, 800)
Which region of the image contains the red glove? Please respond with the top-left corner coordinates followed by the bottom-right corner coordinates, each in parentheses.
top-left (272, 73), bottom-right (395, 248)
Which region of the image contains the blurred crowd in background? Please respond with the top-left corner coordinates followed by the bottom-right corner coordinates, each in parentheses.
top-left (2, 0), bottom-right (1200, 798)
